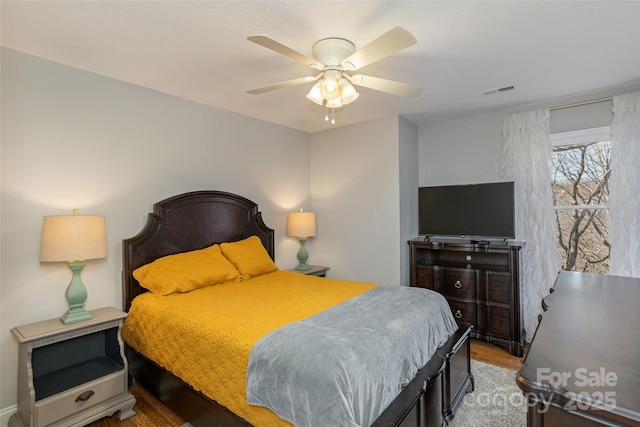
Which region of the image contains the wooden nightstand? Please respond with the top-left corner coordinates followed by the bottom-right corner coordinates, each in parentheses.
top-left (9, 307), bottom-right (136, 427)
top-left (286, 265), bottom-right (330, 277)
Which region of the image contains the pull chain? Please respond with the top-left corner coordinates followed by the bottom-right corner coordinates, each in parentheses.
top-left (324, 105), bottom-right (336, 125)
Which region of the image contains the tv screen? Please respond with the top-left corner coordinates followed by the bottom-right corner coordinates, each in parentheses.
top-left (418, 182), bottom-right (515, 239)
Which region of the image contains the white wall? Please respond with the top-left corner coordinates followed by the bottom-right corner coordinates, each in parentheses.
top-left (398, 117), bottom-right (419, 286)
top-left (309, 116), bottom-right (402, 286)
top-left (419, 82), bottom-right (640, 187)
top-left (419, 111), bottom-right (504, 186)
top-left (0, 48), bottom-right (311, 413)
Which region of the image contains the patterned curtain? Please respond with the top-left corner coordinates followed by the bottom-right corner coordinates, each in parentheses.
top-left (609, 91), bottom-right (640, 278)
top-left (500, 110), bottom-right (561, 341)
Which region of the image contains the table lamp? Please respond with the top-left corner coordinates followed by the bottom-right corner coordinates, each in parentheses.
top-left (287, 209), bottom-right (317, 271)
top-left (40, 211), bottom-right (107, 324)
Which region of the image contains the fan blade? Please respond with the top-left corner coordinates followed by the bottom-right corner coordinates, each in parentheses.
top-left (349, 74), bottom-right (423, 98)
top-left (248, 35), bottom-right (324, 70)
top-left (341, 27), bottom-right (417, 71)
top-left (247, 75), bottom-right (320, 95)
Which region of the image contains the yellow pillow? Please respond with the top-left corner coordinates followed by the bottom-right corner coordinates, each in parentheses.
top-left (220, 236), bottom-right (278, 280)
top-left (133, 244), bottom-right (240, 295)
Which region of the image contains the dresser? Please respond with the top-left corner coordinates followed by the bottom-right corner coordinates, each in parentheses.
top-left (409, 238), bottom-right (525, 356)
top-left (9, 307), bottom-right (136, 427)
top-left (517, 272), bottom-right (640, 426)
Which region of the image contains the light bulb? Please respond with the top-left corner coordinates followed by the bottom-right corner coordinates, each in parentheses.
top-left (321, 76), bottom-right (340, 100)
top-left (325, 80), bottom-right (336, 91)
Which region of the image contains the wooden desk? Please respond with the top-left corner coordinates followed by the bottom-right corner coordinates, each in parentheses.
top-left (516, 271), bottom-right (640, 426)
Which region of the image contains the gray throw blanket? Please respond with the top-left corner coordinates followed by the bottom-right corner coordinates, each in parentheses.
top-left (246, 285), bottom-right (458, 427)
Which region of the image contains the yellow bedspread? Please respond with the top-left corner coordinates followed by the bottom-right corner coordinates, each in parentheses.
top-left (122, 270), bottom-right (377, 426)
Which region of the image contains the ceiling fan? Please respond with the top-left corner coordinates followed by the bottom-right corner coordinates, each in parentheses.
top-left (246, 27), bottom-right (423, 123)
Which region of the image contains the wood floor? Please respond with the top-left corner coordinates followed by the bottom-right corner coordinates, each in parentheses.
top-left (470, 339), bottom-right (526, 371)
top-left (89, 382), bottom-right (185, 427)
top-left (89, 339), bottom-right (525, 427)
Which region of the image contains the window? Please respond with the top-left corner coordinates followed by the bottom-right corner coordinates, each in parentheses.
top-left (550, 126), bottom-right (611, 274)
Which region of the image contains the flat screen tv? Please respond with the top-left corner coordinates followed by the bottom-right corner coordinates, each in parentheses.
top-left (418, 182), bottom-right (515, 240)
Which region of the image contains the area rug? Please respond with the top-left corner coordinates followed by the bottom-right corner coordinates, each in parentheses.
top-left (449, 360), bottom-right (526, 427)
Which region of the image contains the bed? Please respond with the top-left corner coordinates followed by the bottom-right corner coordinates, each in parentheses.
top-left (122, 190), bottom-right (474, 427)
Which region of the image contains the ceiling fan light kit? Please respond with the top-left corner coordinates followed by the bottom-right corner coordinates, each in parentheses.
top-left (247, 27), bottom-right (423, 124)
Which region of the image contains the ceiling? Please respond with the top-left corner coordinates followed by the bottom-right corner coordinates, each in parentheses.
top-left (2, 1), bottom-right (640, 133)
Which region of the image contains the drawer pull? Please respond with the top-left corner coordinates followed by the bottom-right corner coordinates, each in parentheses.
top-left (454, 310), bottom-right (463, 319)
top-left (75, 390), bottom-right (95, 403)
top-left (454, 280), bottom-right (462, 289)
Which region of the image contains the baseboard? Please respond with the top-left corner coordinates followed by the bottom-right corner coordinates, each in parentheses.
top-left (1, 405), bottom-right (17, 426)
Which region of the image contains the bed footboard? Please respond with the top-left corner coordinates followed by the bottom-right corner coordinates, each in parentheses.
top-left (438, 324), bottom-right (474, 424)
top-left (370, 350), bottom-right (444, 427)
top-left (372, 323), bottom-right (473, 427)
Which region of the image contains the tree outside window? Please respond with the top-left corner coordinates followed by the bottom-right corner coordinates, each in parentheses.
top-left (551, 127), bottom-right (611, 274)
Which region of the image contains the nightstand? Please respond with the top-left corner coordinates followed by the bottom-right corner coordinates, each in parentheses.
top-left (9, 307), bottom-right (136, 427)
top-left (286, 265), bottom-right (330, 277)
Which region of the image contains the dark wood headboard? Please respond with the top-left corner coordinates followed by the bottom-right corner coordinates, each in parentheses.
top-left (122, 190), bottom-right (274, 311)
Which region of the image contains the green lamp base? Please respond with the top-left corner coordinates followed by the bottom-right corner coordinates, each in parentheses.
top-left (295, 237), bottom-right (312, 271)
top-left (61, 307), bottom-right (93, 324)
top-left (61, 261), bottom-right (93, 324)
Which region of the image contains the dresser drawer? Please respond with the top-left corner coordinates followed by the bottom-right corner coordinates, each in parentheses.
top-left (487, 271), bottom-right (511, 304)
top-left (443, 269), bottom-right (476, 299)
top-left (34, 370), bottom-right (126, 427)
top-left (447, 299), bottom-right (476, 326)
top-left (415, 265), bottom-right (436, 290)
top-left (420, 249), bottom-right (509, 269)
top-left (488, 305), bottom-right (512, 339)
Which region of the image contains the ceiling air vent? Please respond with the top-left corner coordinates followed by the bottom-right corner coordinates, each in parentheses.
top-left (481, 85), bottom-right (515, 96)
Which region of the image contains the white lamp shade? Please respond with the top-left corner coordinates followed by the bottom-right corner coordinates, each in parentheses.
top-left (306, 81), bottom-right (324, 105)
top-left (340, 79), bottom-right (359, 105)
top-left (287, 211), bottom-right (317, 238)
top-left (40, 215), bottom-right (107, 262)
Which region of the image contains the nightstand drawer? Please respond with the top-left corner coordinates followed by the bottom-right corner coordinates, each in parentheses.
top-left (34, 370), bottom-right (126, 427)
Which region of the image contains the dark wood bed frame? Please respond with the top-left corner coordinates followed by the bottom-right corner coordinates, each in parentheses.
top-left (122, 190), bottom-right (474, 427)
